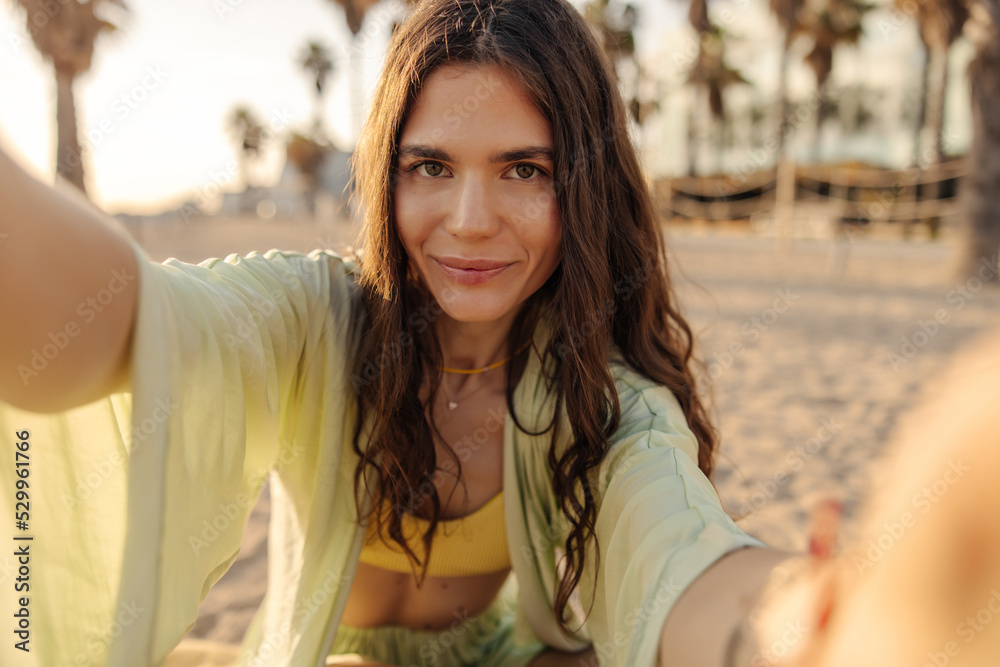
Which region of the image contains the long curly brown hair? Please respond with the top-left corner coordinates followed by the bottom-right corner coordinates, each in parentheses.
top-left (349, 0), bottom-right (718, 636)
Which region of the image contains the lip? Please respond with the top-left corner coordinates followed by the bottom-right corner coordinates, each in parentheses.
top-left (433, 257), bottom-right (513, 286)
top-left (435, 257), bottom-right (512, 270)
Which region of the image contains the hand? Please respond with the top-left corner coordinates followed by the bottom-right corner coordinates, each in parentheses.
top-left (749, 335), bottom-right (1000, 667)
top-left (738, 503), bottom-right (842, 667)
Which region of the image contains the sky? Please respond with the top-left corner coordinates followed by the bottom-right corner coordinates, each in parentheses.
top-left (0, 0), bottom-right (972, 214)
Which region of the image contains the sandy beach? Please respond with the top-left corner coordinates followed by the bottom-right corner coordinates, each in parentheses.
top-left (122, 214), bottom-right (1000, 646)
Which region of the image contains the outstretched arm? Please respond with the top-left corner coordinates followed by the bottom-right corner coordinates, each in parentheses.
top-left (0, 146), bottom-right (138, 412)
top-left (658, 547), bottom-right (800, 667)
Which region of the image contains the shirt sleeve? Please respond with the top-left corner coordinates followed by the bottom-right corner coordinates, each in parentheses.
top-left (0, 239), bottom-right (359, 667)
top-left (581, 364), bottom-right (765, 667)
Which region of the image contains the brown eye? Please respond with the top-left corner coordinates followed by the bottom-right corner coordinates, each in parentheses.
top-left (514, 164), bottom-right (537, 179)
top-left (419, 162), bottom-right (444, 177)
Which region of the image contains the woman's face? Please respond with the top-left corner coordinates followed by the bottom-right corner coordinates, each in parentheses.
top-left (394, 64), bottom-right (561, 327)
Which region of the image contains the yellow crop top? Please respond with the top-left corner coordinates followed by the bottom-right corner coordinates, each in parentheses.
top-left (358, 491), bottom-right (511, 577)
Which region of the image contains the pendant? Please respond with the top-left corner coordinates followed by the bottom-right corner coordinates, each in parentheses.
top-left (447, 401), bottom-right (458, 410)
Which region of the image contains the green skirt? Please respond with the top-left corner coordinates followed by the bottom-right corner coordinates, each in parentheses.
top-left (329, 578), bottom-right (546, 667)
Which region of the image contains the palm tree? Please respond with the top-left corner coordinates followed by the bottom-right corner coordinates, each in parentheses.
top-left (300, 40), bottom-right (334, 136)
top-left (769, 0), bottom-right (807, 158)
top-left (586, 0), bottom-right (650, 126)
top-left (686, 0), bottom-right (749, 175)
top-left (286, 132), bottom-right (330, 217)
top-left (326, 0), bottom-right (380, 143)
top-left (227, 106), bottom-right (267, 191)
top-left (957, 0), bottom-right (1000, 281)
top-left (584, 1), bottom-right (637, 78)
top-left (899, 0), bottom-right (969, 166)
top-left (798, 0), bottom-right (874, 157)
top-left (12, 0), bottom-right (127, 195)
top-left (328, 0), bottom-right (379, 35)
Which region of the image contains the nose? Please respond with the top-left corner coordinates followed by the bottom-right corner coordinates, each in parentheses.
top-left (444, 173), bottom-right (501, 239)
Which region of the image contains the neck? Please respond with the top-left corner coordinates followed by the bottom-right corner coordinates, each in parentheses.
top-left (435, 311), bottom-right (518, 373)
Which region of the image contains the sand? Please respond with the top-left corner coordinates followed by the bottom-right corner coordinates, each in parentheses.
top-left (120, 214), bottom-right (1000, 647)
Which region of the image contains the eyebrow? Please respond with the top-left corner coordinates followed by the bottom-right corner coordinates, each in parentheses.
top-left (398, 144), bottom-right (554, 164)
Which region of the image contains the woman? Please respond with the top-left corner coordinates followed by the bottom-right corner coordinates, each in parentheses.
top-left (5, 1), bottom-right (993, 667)
top-left (329, 2), bottom-right (790, 665)
top-left (0, 1), bottom-right (784, 665)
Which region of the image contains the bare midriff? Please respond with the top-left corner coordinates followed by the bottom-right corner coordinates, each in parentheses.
top-left (340, 562), bottom-right (512, 631)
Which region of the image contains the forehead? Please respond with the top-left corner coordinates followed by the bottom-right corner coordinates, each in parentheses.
top-left (399, 64), bottom-right (552, 153)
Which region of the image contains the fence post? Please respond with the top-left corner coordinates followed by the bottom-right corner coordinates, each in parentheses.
top-left (775, 158), bottom-right (796, 253)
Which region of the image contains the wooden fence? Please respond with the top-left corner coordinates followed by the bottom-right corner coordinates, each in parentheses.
top-left (653, 158), bottom-right (968, 237)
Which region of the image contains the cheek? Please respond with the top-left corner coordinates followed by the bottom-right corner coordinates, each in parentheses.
top-left (395, 186), bottom-right (444, 244)
top-left (515, 188), bottom-right (558, 224)
top-left (394, 197), bottom-right (429, 253)
top-left (539, 199), bottom-right (561, 257)
top-left (527, 214), bottom-right (561, 265)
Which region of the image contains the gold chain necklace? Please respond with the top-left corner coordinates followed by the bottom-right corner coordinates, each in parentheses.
top-left (437, 341), bottom-right (531, 410)
top-left (437, 341), bottom-right (531, 375)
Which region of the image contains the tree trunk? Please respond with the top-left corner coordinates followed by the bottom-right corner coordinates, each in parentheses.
top-left (926, 46), bottom-right (950, 165)
top-left (813, 79), bottom-right (829, 162)
top-left (912, 41), bottom-right (931, 167)
top-left (957, 2), bottom-right (1000, 282)
top-left (351, 40), bottom-right (362, 145)
top-left (687, 89), bottom-right (699, 177)
top-left (776, 39), bottom-right (792, 160)
top-left (55, 68), bottom-right (86, 194)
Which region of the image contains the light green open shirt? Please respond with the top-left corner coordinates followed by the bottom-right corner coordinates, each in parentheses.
top-left (0, 242), bottom-right (762, 667)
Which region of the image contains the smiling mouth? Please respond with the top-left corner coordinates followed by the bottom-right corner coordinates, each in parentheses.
top-left (433, 258), bottom-right (512, 285)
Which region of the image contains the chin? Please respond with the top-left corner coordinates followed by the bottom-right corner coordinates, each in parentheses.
top-left (436, 295), bottom-right (520, 324)
top-left (439, 306), bottom-right (510, 324)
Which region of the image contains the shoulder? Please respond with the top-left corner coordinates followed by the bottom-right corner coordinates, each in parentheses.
top-left (155, 247), bottom-right (369, 358)
top-left (607, 350), bottom-right (700, 463)
top-left (172, 247), bottom-right (363, 316)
